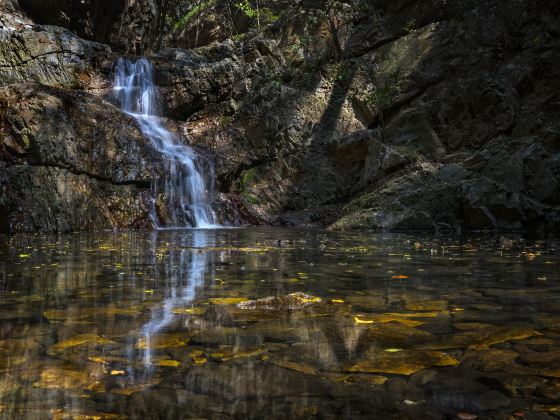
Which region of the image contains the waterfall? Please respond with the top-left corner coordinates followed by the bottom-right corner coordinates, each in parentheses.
top-left (113, 57), bottom-right (216, 228)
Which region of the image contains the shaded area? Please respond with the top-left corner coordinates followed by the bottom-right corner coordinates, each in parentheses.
top-left (18, 0), bottom-right (156, 54)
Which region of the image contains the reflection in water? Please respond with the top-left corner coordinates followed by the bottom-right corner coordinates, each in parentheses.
top-left (141, 230), bottom-right (212, 368)
top-left (0, 229), bottom-right (558, 419)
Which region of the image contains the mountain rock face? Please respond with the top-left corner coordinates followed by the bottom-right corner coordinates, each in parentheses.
top-left (0, 0), bottom-right (559, 233)
top-left (17, 0), bottom-right (157, 54)
top-left (0, 1), bottom-right (164, 232)
top-left (0, 83), bottom-right (165, 231)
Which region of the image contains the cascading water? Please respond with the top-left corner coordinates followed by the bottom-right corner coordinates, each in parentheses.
top-left (113, 57), bottom-right (216, 228)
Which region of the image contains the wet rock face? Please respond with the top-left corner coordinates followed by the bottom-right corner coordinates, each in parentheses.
top-left (18, 0), bottom-right (157, 54)
top-left (0, 23), bottom-right (112, 88)
top-left (1, 0), bottom-right (559, 232)
top-left (161, 0), bottom-right (560, 231)
top-left (0, 84), bottom-right (164, 232)
top-left (0, 9), bottom-right (162, 232)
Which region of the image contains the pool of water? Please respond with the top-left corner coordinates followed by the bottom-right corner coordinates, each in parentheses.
top-left (0, 228), bottom-right (559, 419)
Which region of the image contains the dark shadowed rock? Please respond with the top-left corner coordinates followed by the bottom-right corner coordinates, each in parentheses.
top-left (0, 83), bottom-right (164, 232)
top-left (17, 0), bottom-right (157, 54)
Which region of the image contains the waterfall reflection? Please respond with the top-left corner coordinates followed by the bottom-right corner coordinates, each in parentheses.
top-left (139, 229), bottom-right (213, 369)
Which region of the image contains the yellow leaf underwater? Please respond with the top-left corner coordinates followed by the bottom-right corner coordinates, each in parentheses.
top-left (88, 356), bottom-right (128, 364)
top-left (48, 334), bottom-right (114, 355)
top-left (154, 359), bottom-right (181, 367)
top-left (171, 307), bottom-right (206, 315)
top-left (135, 333), bottom-right (189, 350)
top-left (110, 370), bottom-right (125, 376)
top-left (354, 312), bottom-right (443, 327)
top-left (189, 350), bottom-right (208, 365)
top-left (354, 316), bottom-right (374, 324)
top-left (208, 297), bottom-right (248, 305)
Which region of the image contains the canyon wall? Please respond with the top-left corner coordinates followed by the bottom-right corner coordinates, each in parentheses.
top-left (1, 0), bottom-right (559, 232)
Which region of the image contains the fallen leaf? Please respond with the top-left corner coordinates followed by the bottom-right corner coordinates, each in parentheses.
top-left (110, 370), bottom-right (125, 376)
top-left (208, 297), bottom-right (248, 305)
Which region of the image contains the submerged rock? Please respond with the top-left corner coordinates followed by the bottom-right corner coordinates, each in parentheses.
top-left (47, 334), bottom-right (114, 355)
top-left (347, 349), bottom-right (459, 376)
top-left (33, 366), bottom-right (92, 390)
top-left (135, 333), bottom-right (190, 350)
top-left (236, 292), bottom-right (322, 310)
top-left (468, 327), bottom-right (536, 350)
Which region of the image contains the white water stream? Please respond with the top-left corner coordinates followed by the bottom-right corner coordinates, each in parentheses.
top-left (113, 57), bottom-right (216, 228)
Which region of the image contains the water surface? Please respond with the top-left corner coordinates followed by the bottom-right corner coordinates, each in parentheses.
top-left (0, 228), bottom-right (559, 419)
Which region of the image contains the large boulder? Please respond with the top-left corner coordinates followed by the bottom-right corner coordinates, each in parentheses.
top-left (0, 18), bottom-right (112, 88)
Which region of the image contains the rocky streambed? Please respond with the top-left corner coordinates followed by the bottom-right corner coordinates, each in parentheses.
top-left (0, 228), bottom-right (559, 418)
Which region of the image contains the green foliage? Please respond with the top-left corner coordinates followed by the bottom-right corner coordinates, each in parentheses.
top-left (218, 115), bottom-right (233, 127)
top-left (363, 70), bottom-right (400, 110)
top-left (241, 191), bottom-right (259, 204)
top-left (240, 167), bottom-right (257, 189)
top-left (235, 0), bottom-right (257, 18)
top-left (239, 167), bottom-right (260, 204)
top-left (234, 0), bottom-right (279, 27)
top-left (172, 0), bottom-right (216, 33)
top-left (365, 85), bottom-right (393, 110)
top-left (403, 19), bottom-right (416, 34)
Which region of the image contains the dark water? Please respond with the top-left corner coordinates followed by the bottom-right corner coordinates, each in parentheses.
top-left (0, 228), bottom-right (559, 419)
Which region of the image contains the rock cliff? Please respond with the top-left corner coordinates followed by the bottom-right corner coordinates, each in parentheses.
top-left (1, 0), bottom-right (559, 233)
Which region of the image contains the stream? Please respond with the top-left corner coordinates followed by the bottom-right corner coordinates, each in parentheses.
top-left (0, 228), bottom-right (559, 418)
